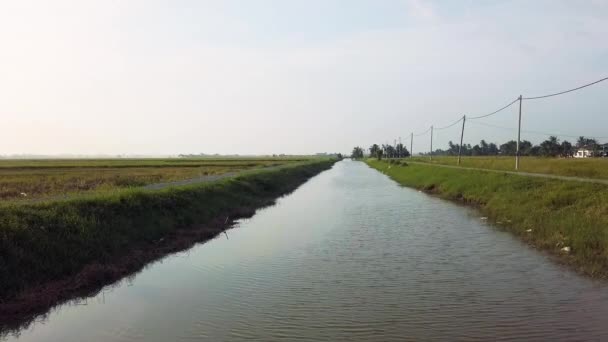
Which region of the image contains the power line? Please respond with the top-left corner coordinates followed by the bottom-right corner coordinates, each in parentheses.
top-left (468, 120), bottom-right (608, 140)
top-left (434, 117), bottom-right (463, 130)
top-left (468, 97), bottom-right (520, 120)
top-left (523, 76), bottom-right (608, 100)
top-left (413, 126), bottom-right (432, 137)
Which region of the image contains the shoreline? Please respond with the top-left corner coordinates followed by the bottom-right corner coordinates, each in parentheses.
top-left (365, 159), bottom-right (608, 279)
top-left (0, 159), bottom-right (336, 331)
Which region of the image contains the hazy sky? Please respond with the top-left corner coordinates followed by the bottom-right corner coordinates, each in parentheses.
top-left (1, 0), bottom-right (607, 155)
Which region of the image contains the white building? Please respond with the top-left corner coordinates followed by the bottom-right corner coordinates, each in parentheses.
top-left (574, 148), bottom-right (593, 158)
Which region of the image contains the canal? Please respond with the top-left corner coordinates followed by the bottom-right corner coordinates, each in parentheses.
top-left (4, 160), bottom-right (608, 341)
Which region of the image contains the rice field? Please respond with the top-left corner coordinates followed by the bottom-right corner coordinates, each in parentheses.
top-left (0, 157), bottom-right (308, 201)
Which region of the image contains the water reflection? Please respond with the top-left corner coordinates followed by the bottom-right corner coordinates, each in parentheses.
top-left (4, 160), bottom-right (608, 341)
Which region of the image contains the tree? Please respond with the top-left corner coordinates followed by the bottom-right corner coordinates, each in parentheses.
top-left (471, 144), bottom-right (482, 156)
top-left (383, 144), bottom-right (396, 158)
top-left (488, 143), bottom-right (499, 155)
top-left (500, 141), bottom-right (518, 156)
top-left (560, 140), bottom-right (574, 158)
top-left (519, 140), bottom-right (533, 156)
top-left (447, 141), bottom-right (459, 156)
top-left (577, 136), bottom-right (597, 148)
top-left (529, 145), bottom-right (541, 156)
top-left (395, 143), bottom-right (410, 158)
top-left (479, 140), bottom-right (489, 155)
top-left (351, 146), bottom-right (364, 159)
top-left (369, 144), bottom-right (380, 159)
top-left (539, 136), bottom-right (561, 157)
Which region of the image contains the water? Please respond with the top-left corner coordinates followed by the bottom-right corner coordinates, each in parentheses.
top-left (4, 160), bottom-right (608, 341)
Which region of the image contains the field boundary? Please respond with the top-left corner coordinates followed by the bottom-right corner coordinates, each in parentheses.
top-left (405, 160), bottom-right (608, 185)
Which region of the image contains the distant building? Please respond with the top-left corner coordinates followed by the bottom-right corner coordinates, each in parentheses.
top-left (574, 147), bottom-right (593, 158)
top-left (574, 144), bottom-right (608, 158)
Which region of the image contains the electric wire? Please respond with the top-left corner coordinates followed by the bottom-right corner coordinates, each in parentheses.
top-left (434, 117), bottom-right (464, 130)
top-left (413, 126), bottom-right (432, 137)
top-left (523, 76), bottom-right (608, 100)
top-left (399, 76), bottom-right (608, 149)
top-left (468, 120), bottom-right (608, 140)
top-left (468, 97), bottom-right (520, 120)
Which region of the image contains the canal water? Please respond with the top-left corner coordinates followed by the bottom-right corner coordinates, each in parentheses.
top-left (4, 160), bottom-right (608, 341)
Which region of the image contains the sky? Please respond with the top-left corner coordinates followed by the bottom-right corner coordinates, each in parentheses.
top-left (1, 0), bottom-right (607, 156)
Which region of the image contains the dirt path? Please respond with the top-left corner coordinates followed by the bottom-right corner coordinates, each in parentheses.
top-left (406, 161), bottom-right (608, 185)
top-left (141, 171), bottom-right (240, 190)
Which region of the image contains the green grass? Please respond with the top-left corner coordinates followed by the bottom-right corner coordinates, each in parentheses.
top-left (0, 158), bottom-right (306, 201)
top-left (0, 159), bottom-right (336, 301)
top-left (409, 156), bottom-right (608, 179)
top-left (367, 159), bottom-right (608, 277)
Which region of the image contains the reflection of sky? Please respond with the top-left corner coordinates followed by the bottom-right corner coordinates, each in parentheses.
top-left (1, 1), bottom-right (607, 154)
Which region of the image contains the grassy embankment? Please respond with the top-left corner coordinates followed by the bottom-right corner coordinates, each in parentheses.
top-left (0, 158), bottom-right (335, 310)
top-left (410, 156), bottom-right (608, 180)
top-left (367, 159), bottom-right (608, 277)
top-left (0, 158), bottom-right (305, 201)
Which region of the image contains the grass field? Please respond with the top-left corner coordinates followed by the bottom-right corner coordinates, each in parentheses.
top-left (0, 158), bottom-right (306, 201)
top-left (367, 159), bottom-right (608, 278)
top-left (0, 158), bottom-right (336, 309)
top-left (409, 156), bottom-right (608, 179)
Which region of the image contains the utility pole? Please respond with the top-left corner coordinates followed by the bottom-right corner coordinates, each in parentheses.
top-left (394, 139), bottom-right (397, 159)
top-left (516, 95), bottom-right (522, 170)
top-left (399, 136), bottom-right (402, 158)
top-left (410, 133), bottom-right (413, 158)
top-left (458, 115), bottom-right (466, 166)
top-left (386, 141), bottom-right (390, 159)
top-left (430, 125), bottom-right (434, 161)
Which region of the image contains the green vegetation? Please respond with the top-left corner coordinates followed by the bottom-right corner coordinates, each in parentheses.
top-left (366, 159), bottom-right (608, 278)
top-left (409, 156), bottom-right (608, 180)
top-left (0, 159), bottom-right (335, 302)
top-left (427, 136), bottom-right (604, 158)
top-left (351, 147), bottom-right (364, 159)
top-left (0, 158), bottom-right (304, 201)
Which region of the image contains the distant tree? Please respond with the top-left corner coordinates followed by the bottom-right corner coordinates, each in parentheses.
top-left (529, 145), bottom-right (542, 156)
top-left (395, 143), bottom-right (410, 158)
top-left (577, 136), bottom-right (586, 148)
top-left (479, 140), bottom-right (489, 155)
top-left (560, 140), bottom-right (574, 158)
top-left (519, 140), bottom-right (533, 156)
top-left (383, 144), bottom-right (396, 158)
top-left (500, 141), bottom-right (518, 156)
top-left (539, 136), bottom-right (561, 157)
top-left (369, 144), bottom-right (380, 159)
top-left (577, 136), bottom-right (597, 148)
top-left (488, 143), bottom-right (499, 155)
top-left (351, 146), bottom-right (364, 159)
top-left (471, 144), bottom-right (482, 156)
top-left (447, 141), bottom-right (459, 156)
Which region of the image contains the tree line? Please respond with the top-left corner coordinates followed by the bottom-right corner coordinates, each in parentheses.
top-left (351, 143), bottom-right (411, 159)
top-left (428, 136), bottom-right (603, 157)
top-left (353, 136), bottom-right (604, 159)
